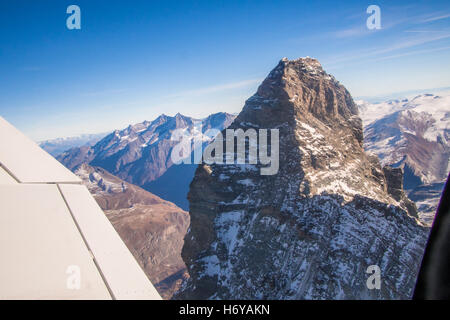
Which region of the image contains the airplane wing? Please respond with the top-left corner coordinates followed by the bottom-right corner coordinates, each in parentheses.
top-left (0, 116), bottom-right (161, 300)
top-left (413, 173), bottom-right (450, 300)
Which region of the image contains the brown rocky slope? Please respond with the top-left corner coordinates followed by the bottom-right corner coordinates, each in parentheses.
top-left (74, 163), bottom-right (189, 299)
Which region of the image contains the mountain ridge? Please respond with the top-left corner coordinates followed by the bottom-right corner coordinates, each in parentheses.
top-left (58, 112), bottom-right (237, 209)
top-left (358, 93), bottom-right (449, 224)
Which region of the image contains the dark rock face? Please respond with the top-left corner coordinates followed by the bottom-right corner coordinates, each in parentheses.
top-left (74, 164), bottom-right (190, 299)
top-left (383, 166), bottom-right (404, 194)
top-left (383, 166), bottom-right (418, 217)
top-left (177, 58), bottom-right (428, 300)
top-left (58, 112), bottom-right (236, 210)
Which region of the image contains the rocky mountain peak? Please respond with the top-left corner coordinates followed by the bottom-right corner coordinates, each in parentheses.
top-left (174, 112), bottom-right (195, 128)
top-left (230, 57), bottom-right (395, 205)
top-left (177, 58), bottom-right (428, 300)
top-left (279, 56), bottom-right (326, 77)
top-left (240, 56), bottom-right (360, 143)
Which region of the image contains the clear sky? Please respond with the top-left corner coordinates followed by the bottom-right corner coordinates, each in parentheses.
top-left (1, 0), bottom-right (450, 140)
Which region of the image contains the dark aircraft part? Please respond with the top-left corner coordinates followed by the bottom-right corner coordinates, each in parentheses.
top-left (413, 173), bottom-right (450, 300)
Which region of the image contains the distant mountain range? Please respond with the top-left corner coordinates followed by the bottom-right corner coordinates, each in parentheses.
top-left (39, 132), bottom-right (108, 156)
top-left (57, 112), bottom-right (236, 210)
top-left (358, 94), bottom-right (449, 225)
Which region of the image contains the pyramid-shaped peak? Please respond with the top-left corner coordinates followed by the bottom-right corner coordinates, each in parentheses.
top-left (247, 57), bottom-right (356, 127)
top-left (175, 112), bottom-right (189, 119)
top-left (180, 57), bottom-right (427, 301)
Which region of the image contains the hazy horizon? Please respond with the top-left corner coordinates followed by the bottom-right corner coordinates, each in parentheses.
top-left (33, 85), bottom-right (449, 142)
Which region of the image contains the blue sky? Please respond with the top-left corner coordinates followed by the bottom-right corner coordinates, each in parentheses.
top-left (1, 0), bottom-right (450, 140)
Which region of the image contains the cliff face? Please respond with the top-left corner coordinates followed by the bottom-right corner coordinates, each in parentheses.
top-left (177, 58), bottom-right (428, 300)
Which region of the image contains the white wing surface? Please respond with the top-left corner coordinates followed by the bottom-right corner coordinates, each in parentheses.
top-left (0, 116), bottom-right (161, 300)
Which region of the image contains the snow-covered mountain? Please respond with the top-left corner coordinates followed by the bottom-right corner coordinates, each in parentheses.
top-left (39, 132), bottom-right (107, 156)
top-left (57, 112), bottom-right (236, 209)
top-left (358, 94), bottom-right (449, 224)
top-left (178, 58), bottom-right (428, 300)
